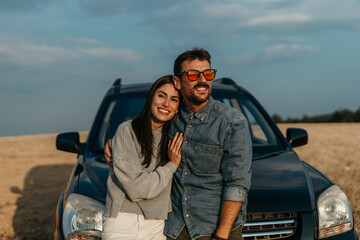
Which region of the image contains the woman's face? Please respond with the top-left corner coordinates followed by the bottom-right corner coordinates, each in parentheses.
top-left (151, 83), bottom-right (180, 129)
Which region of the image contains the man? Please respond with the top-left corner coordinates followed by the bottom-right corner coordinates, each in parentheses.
top-left (105, 48), bottom-right (252, 240)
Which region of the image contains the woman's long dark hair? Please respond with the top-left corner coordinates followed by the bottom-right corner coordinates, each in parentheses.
top-left (131, 75), bottom-right (180, 168)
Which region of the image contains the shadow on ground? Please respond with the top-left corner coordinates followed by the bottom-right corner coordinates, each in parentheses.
top-left (11, 164), bottom-right (74, 240)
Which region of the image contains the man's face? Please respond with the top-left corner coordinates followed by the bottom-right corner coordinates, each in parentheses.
top-left (174, 59), bottom-right (212, 112)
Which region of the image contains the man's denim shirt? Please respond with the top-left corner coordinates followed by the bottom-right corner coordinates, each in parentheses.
top-left (164, 97), bottom-right (252, 239)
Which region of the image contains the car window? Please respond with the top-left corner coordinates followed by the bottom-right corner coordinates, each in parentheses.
top-left (212, 93), bottom-right (285, 156)
top-left (92, 92), bottom-right (286, 157)
top-left (93, 94), bottom-right (145, 152)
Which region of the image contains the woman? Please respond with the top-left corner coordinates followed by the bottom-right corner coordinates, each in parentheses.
top-left (102, 75), bottom-right (183, 240)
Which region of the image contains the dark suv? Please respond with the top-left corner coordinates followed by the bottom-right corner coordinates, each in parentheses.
top-left (54, 78), bottom-right (358, 240)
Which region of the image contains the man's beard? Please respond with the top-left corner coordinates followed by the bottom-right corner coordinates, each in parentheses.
top-left (188, 83), bottom-right (211, 106)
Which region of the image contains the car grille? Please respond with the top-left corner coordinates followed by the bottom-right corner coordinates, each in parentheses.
top-left (243, 212), bottom-right (297, 240)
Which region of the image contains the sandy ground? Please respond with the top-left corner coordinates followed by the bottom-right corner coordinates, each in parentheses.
top-left (0, 124), bottom-right (358, 239)
top-left (0, 133), bottom-right (87, 240)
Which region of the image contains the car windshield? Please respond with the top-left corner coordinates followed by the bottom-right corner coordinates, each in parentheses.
top-left (92, 92), bottom-right (286, 158)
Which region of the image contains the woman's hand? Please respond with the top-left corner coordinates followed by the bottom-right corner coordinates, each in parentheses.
top-left (168, 132), bottom-right (183, 168)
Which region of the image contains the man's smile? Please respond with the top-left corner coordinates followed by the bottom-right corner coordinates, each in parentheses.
top-left (194, 84), bottom-right (209, 93)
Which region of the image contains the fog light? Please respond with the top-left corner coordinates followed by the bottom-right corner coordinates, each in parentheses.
top-left (319, 222), bottom-right (352, 238)
top-left (67, 230), bottom-right (102, 240)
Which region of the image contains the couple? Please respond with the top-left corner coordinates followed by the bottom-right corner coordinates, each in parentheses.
top-left (102, 48), bottom-right (252, 240)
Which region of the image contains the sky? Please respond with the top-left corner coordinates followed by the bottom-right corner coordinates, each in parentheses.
top-left (0, 0), bottom-right (360, 137)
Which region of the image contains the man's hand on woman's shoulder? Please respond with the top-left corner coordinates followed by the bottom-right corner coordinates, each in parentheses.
top-left (104, 140), bottom-right (113, 167)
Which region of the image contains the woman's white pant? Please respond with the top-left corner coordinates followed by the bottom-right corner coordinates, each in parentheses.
top-left (102, 213), bottom-right (166, 240)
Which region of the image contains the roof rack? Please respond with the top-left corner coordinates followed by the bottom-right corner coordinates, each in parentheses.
top-left (214, 77), bottom-right (237, 86)
top-left (214, 77), bottom-right (246, 93)
top-left (213, 77), bottom-right (239, 87)
top-left (113, 78), bottom-right (122, 93)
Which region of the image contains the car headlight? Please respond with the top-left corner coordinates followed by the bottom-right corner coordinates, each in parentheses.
top-left (317, 185), bottom-right (354, 238)
top-left (63, 193), bottom-right (105, 239)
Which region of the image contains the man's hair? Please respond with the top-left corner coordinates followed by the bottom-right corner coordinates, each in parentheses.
top-left (173, 47), bottom-right (211, 76)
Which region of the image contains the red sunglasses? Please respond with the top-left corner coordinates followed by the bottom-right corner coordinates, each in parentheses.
top-left (177, 69), bottom-right (217, 81)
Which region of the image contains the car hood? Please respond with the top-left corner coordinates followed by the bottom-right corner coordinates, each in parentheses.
top-left (247, 151), bottom-right (316, 213)
top-left (80, 152), bottom-right (323, 213)
top-left (77, 154), bottom-right (109, 202)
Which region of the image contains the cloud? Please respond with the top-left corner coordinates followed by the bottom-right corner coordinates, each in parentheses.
top-left (78, 0), bottom-right (174, 15)
top-left (0, 39), bottom-right (142, 68)
top-left (119, 0), bottom-right (360, 37)
top-left (6, 0), bottom-right (359, 38)
top-left (245, 14), bottom-right (312, 27)
top-left (263, 44), bottom-right (319, 59)
top-left (3, 0), bottom-right (360, 36)
top-left (61, 36), bottom-right (99, 44)
top-left (78, 48), bottom-right (141, 60)
top-left (203, 4), bottom-right (250, 18)
top-left (227, 44), bottom-right (319, 66)
top-left (0, 0), bottom-right (54, 11)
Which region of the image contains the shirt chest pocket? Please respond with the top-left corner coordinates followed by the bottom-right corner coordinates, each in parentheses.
top-left (193, 143), bottom-right (224, 174)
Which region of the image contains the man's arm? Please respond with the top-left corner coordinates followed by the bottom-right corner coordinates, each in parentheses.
top-left (213, 200), bottom-right (242, 239)
top-left (214, 114), bottom-right (252, 239)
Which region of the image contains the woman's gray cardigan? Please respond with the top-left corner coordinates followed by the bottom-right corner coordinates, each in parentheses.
top-left (104, 120), bottom-right (177, 220)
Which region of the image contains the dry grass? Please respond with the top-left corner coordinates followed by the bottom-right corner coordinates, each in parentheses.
top-left (0, 124), bottom-right (358, 239)
top-left (278, 123), bottom-right (360, 236)
top-left (0, 133), bottom-right (87, 240)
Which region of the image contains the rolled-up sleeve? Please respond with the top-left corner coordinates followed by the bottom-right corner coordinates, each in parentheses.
top-left (221, 115), bottom-right (252, 202)
top-left (112, 122), bottom-right (177, 202)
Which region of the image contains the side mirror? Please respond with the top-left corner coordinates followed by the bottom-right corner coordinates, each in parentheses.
top-left (56, 132), bottom-right (85, 154)
top-left (286, 128), bottom-right (308, 148)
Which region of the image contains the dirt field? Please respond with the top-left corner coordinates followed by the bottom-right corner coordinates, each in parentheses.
top-left (0, 123), bottom-right (359, 239)
top-left (278, 123), bottom-right (360, 236)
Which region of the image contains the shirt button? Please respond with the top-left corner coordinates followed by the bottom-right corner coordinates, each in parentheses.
top-left (186, 214), bottom-right (189, 217)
